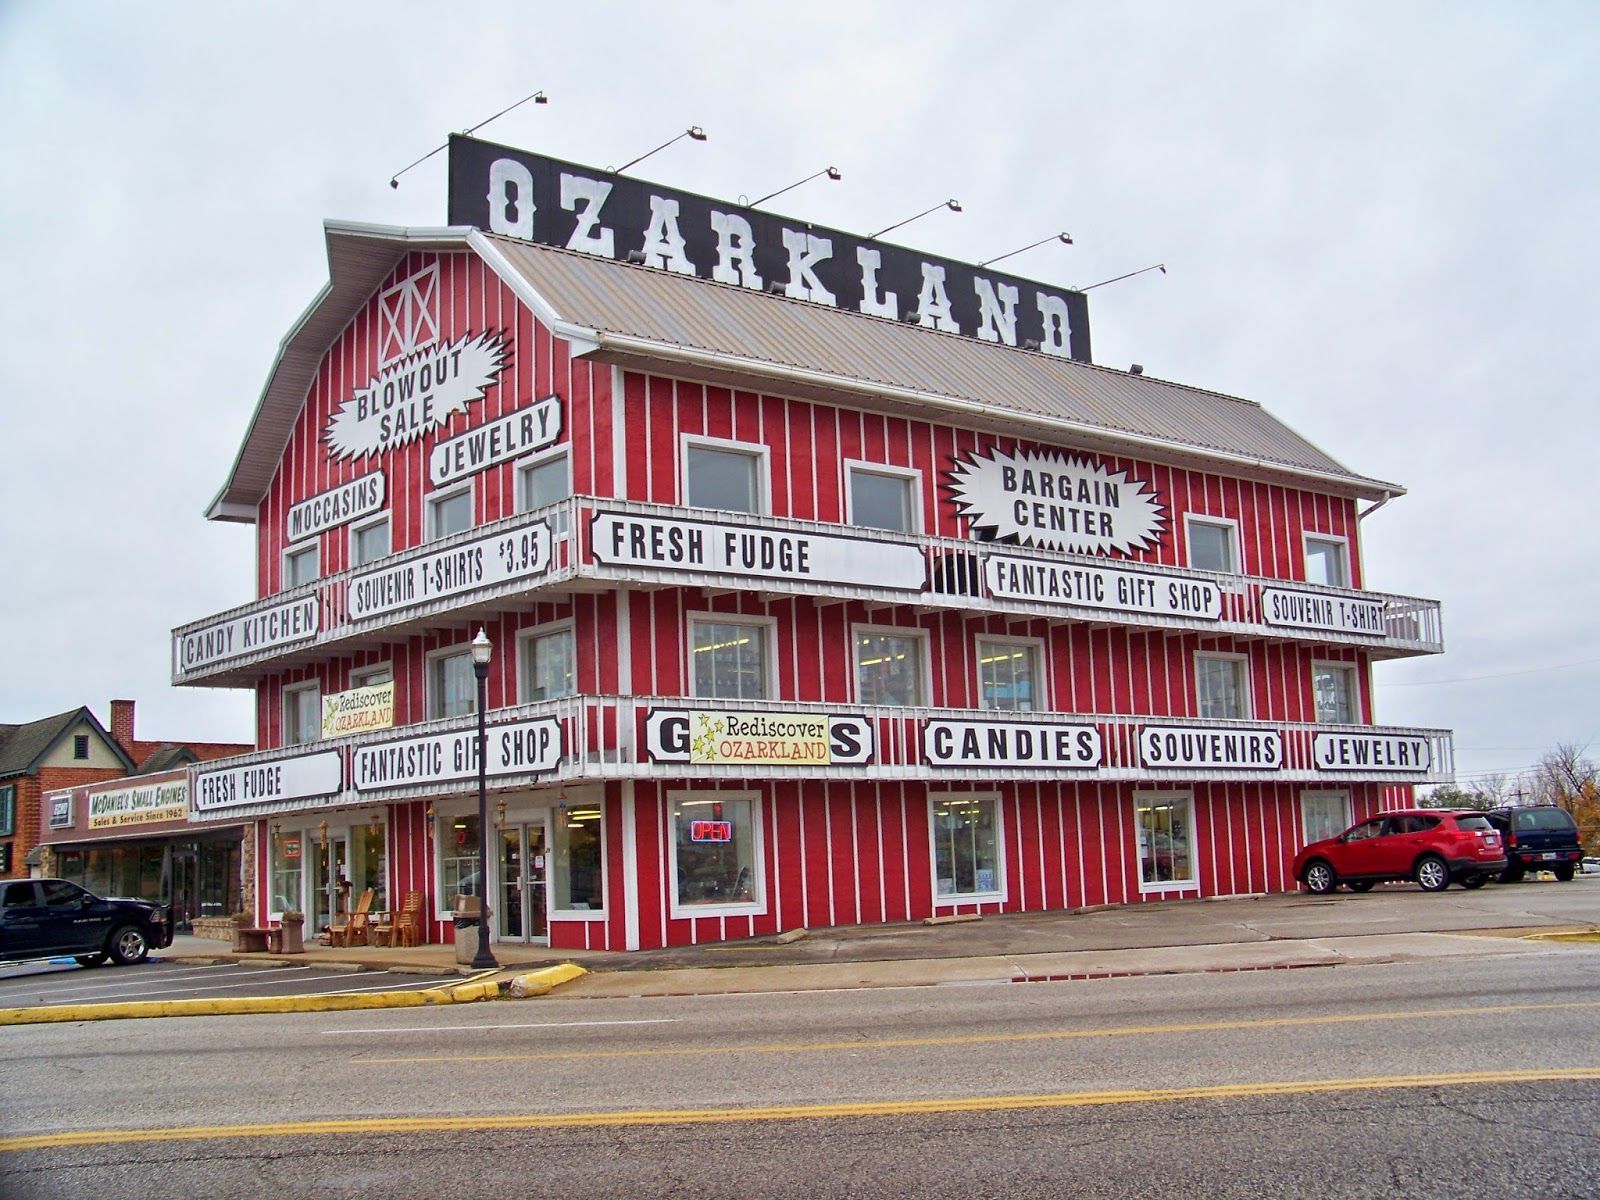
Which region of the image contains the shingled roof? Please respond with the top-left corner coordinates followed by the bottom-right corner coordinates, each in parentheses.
top-left (0, 708), bottom-right (134, 779)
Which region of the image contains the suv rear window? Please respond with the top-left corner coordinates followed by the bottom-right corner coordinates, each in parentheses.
top-left (1454, 814), bottom-right (1494, 831)
top-left (1511, 809), bottom-right (1576, 832)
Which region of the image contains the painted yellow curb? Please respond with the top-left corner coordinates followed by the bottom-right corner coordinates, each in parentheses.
top-left (449, 980), bottom-right (503, 1002)
top-left (1526, 930), bottom-right (1600, 944)
top-left (0, 988), bottom-right (484, 1026)
top-left (508, 963), bottom-right (588, 997)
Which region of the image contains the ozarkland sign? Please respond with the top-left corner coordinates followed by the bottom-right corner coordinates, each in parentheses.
top-left (645, 709), bottom-right (874, 765)
top-left (983, 555), bottom-right (1221, 621)
top-left (348, 520), bottom-right (553, 620)
top-left (590, 511), bottom-right (924, 591)
top-left (175, 595), bottom-right (319, 676)
top-left (947, 448), bottom-right (1167, 556)
top-left (924, 719), bottom-right (1103, 769)
top-left (448, 136), bottom-right (1091, 362)
top-left (353, 717), bottom-right (563, 791)
top-left (1313, 732), bottom-right (1433, 773)
top-left (194, 750), bottom-right (343, 814)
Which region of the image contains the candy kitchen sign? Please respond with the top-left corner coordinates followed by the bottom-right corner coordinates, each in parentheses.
top-left (947, 448), bottom-right (1167, 556)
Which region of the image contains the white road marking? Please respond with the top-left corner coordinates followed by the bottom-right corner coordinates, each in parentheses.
top-left (324, 1018), bottom-right (679, 1035)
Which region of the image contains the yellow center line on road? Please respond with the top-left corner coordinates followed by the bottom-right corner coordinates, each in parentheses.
top-left (5, 1068), bottom-right (1599, 1152)
top-left (359, 999), bottom-right (1600, 1065)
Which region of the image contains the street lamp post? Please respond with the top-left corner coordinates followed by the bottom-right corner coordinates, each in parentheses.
top-left (469, 628), bottom-right (499, 969)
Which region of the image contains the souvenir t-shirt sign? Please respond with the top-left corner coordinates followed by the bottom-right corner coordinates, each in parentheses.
top-left (947, 448), bottom-right (1167, 556)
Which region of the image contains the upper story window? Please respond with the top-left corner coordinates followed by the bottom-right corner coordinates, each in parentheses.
top-left (350, 663), bottom-right (393, 689)
top-left (854, 627), bottom-right (929, 707)
top-left (428, 649), bottom-right (477, 720)
top-left (1185, 516), bottom-right (1238, 574)
top-left (690, 616), bottom-right (773, 700)
top-left (1304, 534), bottom-right (1350, 588)
top-left (284, 682), bottom-right (321, 746)
top-left (846, 462), bottom-right (920, 533)
top-left (976, 637), bottom-right (1044, 712)
top-left (1195, 653), bottom-right (1249, 720)
top-left (351, 515), bottom-right (391, 567)
top-left (1313, 663), bottom-right (1357, 724)
top-left (519, 624), bottom-right (576, 703)
top-left (72, 734), bottom-right (89, 760)
top-left (428, 486), bottom-right (473, 540)
top-left (0, 785), bottom-right (15, 837)
top-left (518, 448), bottom-right (571, 520)
top-left (684, 438), bottom-right (767, 515)
top-left (285, 542), bottom-right (320, 588)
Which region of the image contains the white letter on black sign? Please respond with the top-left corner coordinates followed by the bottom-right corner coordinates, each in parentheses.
top-left (856, 246), bottom-right (897, 317)
top-left (710, 211), bottom-right (763, 288)
top-left (781, 230), bottom-right (837, 306)
top-left (641, 196), bottom-right (695, 275)
top-left (561, 174), bottom-right (615, 256)
top-left (488, 158), bottom-right (535, 239)
top-left (1036, 294), bottom-right (1072, 357)
top-left (916, 264), bottom-right (957, 331)
top-left (975, 279), bottom-right (1020, 345)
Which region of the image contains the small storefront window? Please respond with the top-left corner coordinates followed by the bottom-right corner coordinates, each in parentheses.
top-left (1136, 794), bottom-right (1197, 888)
top-left (269, 829), bottom-right (304, 914)
top-left (441, 813), bottom-right (482, 903)
top-left (671, 794), bottom-right (758, 910)
top-left (349, 822), bottom-right (388, 911)
top-left (931, 794), bottom-right (1002, 900)
top-left (551, 806), bottom-right (604, 911)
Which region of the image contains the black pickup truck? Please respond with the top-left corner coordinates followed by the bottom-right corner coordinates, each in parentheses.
top-left (0, 878), bottom-right (172, 966)
top-left (1485, 806), bottom-right (1585, 882)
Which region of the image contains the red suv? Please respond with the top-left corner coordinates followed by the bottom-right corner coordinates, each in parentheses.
top-left (1294, 809), bottom-right (1507, 894)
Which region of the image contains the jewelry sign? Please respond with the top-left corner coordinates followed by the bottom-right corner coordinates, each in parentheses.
top-left (947, 448), bottom-right (1167, 556)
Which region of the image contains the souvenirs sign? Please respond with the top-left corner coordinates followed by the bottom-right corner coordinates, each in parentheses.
top-left (947, 448), bottom-right (1167, 556)
top-left (1139, 725), bottom-right (1284, 770)
top-left (645, 709), bottom-right (874, 766)
top-left (352, 717), bottom-right (563, 792)
top-left (1313, 733), bottom-right (1433, 773)
top-left (429, 394), bottom-right (563, 488)
top-left (175, 595), bottom-right (320, 676)
top-left (1261, 587), bottom-right (1387, 638)
top-left (983, 555), bottom-right (1221, 620)
top-left (348, 520), bottom-right (553, 620)
top-left (88, 780), bottom-right (188, 830)
top-left (590, 511), bottom-right (924, 591)
top-left (322, 681), bottom-right (396, 740)
top-left (448, 136), bottom-right (1092, 361)
top-left (323, 330), bottom-right (510, 462)
top-left (194, 750), bottom-right (344, 814)
top-left (924, 719), bottom-right (1103, 769)
top-left (286, 473), bottom-right (386, 542)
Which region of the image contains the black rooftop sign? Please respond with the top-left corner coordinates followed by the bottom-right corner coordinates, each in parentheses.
top-left (447, 136), bottom-right (1091, 363)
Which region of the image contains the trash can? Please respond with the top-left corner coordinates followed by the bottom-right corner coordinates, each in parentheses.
top-left (453, 895), bottom-right (483, 965)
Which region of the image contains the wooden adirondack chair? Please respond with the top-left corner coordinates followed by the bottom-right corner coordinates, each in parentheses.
top-left (328, 888), bottom-right (375, 947)
top-left (372, 891), bottom-right (425, 948)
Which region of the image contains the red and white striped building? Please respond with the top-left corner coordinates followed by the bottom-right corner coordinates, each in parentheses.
top-left (172, 155), bottom-right (1450, 951)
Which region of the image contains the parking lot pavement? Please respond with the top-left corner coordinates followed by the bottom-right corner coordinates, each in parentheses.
top-left (0, 957), bottom-right (458, 1008)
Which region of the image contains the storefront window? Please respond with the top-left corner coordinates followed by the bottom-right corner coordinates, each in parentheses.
top-left (441, 813), bottom-right (482, 903)
top-left (349, 822), bottom-right (388, 910)
top-left (931, 794), bottom-right (1002, 900)
top-left (1301, 791), bottom-right (1352, 845)
top-left (671, 794), bottom-right (758, 910)
top-left (551, 806), bottom-right (604, 911)
top-left (1137, 794), bottom-right (1196, 888)
top-left (269, 829), bottom-right (303, 914)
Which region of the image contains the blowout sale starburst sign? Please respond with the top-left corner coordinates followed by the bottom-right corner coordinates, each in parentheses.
top-left (946, 447), bottom-right (1167, 557)
top-left (323, 330), bottom-right (510, 462)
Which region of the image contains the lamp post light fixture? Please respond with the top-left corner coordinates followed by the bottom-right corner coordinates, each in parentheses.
top-left (469, 628), bottom-right (499, 969)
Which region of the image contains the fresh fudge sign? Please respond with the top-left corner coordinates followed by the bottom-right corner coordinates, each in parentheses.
top-left (1313, 733), bottom-right (1433, 773)
top-left (948, 448), bottom-right (1167, 556)
top-left (194, 750), bottom-right (344, 814)
top-left (323, 330), bottom-right (510, 462)
top-left (448, 136), bottom-right (1091, 361)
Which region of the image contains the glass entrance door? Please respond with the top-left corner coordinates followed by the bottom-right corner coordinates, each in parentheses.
top-left (497, 822), bottom-right (548, 942)
top-left (312, 835), bottom-right (348, 934)
top-left (170, 848), bottom-right (198, 932)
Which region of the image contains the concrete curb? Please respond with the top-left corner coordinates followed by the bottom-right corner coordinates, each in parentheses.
top-left (507, 963), bottom-right (587, 997)
top-left (0, 985), bottom-right (494, 1026)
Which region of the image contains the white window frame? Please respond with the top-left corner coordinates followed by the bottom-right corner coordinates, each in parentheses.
top-left (283, 540), bottom-right (320, 589)
top-left (516, 445), bottom-right (571, 531)
top-left (425, 645), bottom-right (478, 722)
top-left (928, 791), bottom-right (1006, 906)
top-left (1303, 531), bottom-right (1351, 589)
top-left (688, 613), bottom-right (778, 701)
top-left (1184, 514), bottom-right (1240, 574)
top-left (1311, 660), bottom-right (1359, 725)
top-left (1195, 651), bottom-right (1251, 720)
top-left (427, 483), bottom-right (474, 540)
top-left (973, 634), bottom-right (1048, 712)
top-left (516, 619), bottom-right (578, 705)
top-left (431, 800), bottom-right (484, 922)
top-left (349, 511), bottom-right (393, 568)
top-left (852, 623), bottom-right (933, 708)
top-left (283, 681), bottom-right (322, 747)
top-left (1134, 789), bottom-right (1200, 894)
top-left (1300, 789), bottom-right (1353, 847)
top-left (843, 459), bottom-right (923, 534)
top-left (681, 434), bottom-right (771, 515)
top-left (666, 789), bottom-right (766, 921)
top-left (350, 661), bottom-right (393, 689)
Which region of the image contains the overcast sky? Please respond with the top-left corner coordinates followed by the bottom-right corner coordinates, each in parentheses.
top-left (2, 2), bottom-right (1596, 790)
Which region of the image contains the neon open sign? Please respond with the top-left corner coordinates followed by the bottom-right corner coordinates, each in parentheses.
top-left (690, 820), bottom-right (733, 843)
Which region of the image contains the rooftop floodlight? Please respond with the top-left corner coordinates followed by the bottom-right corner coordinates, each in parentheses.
top-left (977, 231), bottom-right (1073, 269)
top-left (389, 89), bottom-right (549, 189)
top-left (869, 198), bottom-right (961, 240)
top-left (748, 166), bottom-right (843, 209)
top-left (613, 126), bottom-right (709, 175)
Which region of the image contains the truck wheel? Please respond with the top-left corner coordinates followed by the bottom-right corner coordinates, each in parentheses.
top-left (1554, 864), bottom-right (1576, 882)
top-left (108, 925), bottom-right (150, 966)
top-left (1499, 866), bottom-right (1525, 884)
top-left (1416, 855), bottom-right (1451, 892)
top-left (1460, 874), bottom-right (1488, 889)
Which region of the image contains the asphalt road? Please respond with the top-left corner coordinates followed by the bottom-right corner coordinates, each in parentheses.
top-left (0, 959), bottom-right (457, 1007)
top-left (3, 941), bottom-right (1599, 1198)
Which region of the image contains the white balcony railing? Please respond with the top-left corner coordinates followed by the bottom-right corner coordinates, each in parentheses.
top-left (185, 695), bottom-right (1455, 823)
top-left (172, 496), bottom-right (1446, 685)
